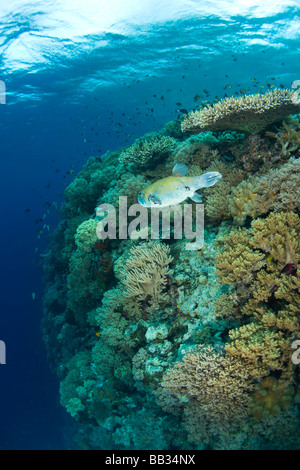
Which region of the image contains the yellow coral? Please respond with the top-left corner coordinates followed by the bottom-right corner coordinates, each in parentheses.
top-left (216, 211), bottom-right (300, 381)
top-left (251, 212), bottom-right (300, 267)
top-left (181, 89), bottom-right (300, 134)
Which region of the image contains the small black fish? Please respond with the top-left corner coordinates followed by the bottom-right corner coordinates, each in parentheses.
top-left (178, 108), bottom-right (188, 114)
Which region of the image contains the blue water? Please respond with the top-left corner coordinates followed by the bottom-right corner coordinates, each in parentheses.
top-left (0, 0), bottom-right (299, 450)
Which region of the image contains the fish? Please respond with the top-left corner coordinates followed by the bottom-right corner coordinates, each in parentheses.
top-left (138, 163), bottom-right (222, 208)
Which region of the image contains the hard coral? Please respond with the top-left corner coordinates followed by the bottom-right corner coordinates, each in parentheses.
top-left (181, 89), bottom-right (300, 135)
top-left (266, 118), bottom-right (300, 158)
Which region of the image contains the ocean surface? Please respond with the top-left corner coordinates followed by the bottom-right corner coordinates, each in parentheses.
top-left (0, 0), bottom-right (299, 450)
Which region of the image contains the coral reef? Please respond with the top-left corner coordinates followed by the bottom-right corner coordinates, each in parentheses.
top-left (181, 89), bottom-right (300, 134)
top-left (42, 90), bottom-right (300, 450)
top-left (250, 377), bottom-right (296, 420)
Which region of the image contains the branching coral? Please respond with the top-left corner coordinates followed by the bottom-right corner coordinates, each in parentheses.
top-left (250, 377), bottom-right (296, 420)
top-left (202, 159), bottom-right (245, 221)
top-left (119, 135), bottom-right (176, 166)
top-left (119, 241), bottom-right (174, 305)
top-left (228, 179), bottom-right (258, 225)
top-left (216, 211), bottom-right (300, 381)
top-left (181, 89), bottom-right (300, 134)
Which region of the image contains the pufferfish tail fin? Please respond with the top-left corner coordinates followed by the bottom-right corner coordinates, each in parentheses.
top-left (197, 171), bottom-right (222, 188)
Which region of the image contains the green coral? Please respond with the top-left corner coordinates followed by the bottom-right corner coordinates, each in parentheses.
top-left (119, 135), bottom-right (177, 167)
top-left (75, 219), bottom-right (99, 252)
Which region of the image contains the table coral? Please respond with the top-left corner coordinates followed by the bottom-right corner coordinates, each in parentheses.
top-left (119, 135), bottom-right (176, 167)
top-left (181, 89), bottom-right (300, 135)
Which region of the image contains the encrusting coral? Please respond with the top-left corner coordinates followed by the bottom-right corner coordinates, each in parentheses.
top-left (181, 89), bottom-right (300, 134)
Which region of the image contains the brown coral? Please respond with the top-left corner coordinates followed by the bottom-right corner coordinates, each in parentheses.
top-left (228, 157), bottom-right (300, 225)
top-left (250, 377), bottom-right (295, 419)
top-left (158, 345), bottom-right (253, 445)
top-left (181, 89), bottom-right (300, 135)
top-left (216, 211), bottom-right (300, 381)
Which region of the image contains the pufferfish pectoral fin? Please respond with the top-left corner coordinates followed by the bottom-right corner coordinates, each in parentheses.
top-left (172, 163), bottom-right (189, 177)
top-left (190, 192), bottom-right (203, 203)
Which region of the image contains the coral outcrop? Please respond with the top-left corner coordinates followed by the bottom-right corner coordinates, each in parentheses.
top-left (43, 89), bottom-right (300, 450)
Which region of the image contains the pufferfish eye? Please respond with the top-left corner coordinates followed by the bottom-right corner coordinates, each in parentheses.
top-left (149, 194), bottom-right (161, 205)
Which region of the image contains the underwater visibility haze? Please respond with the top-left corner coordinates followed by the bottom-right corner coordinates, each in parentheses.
top-left (0, 0), bottom-right (300, 450)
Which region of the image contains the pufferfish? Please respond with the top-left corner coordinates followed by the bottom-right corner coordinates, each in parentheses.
top-left (138, 163), bottom-right (222, 208)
